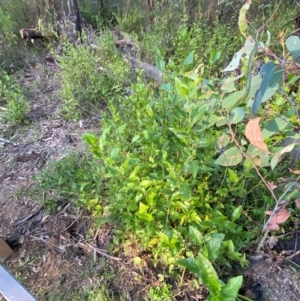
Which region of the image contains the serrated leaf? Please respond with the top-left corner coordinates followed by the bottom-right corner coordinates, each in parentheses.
top-left (271, 144), bottom-right (296, 170)
top-left (214, 147), bottom-right (243, 166)
top-left (221, 275), bottom-right (243, 299)
top-left (245, 118), bottom-right (271, 154)
top-left (286, 36), bottom-right (300, 62)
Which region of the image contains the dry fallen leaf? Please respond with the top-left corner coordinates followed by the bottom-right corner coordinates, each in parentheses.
top-left (267, 181), bottom-right (277, 191)
top-left (265, 208), bottom-right (291, 231)
top-left (266, 235), bottom-right (277, 249)
top-left (295, 198), bottom-right (300, 209)
top-left (245, 117), bottom-right (271, 154)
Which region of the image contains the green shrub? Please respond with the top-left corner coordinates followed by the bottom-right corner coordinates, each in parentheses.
top-left (58, 31), bottom-right (131, 119)
top-left (83, 55), bottom-right (256, 268)
top-left (0, 72), bottom-right (28, 124)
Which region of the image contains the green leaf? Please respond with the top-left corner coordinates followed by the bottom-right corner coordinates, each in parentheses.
top-left (83, 133), bottom-right (98, 146)
top-left (175, 77), bottom-right (189, 96)
top-left (245, 144), bottom-right (270, 167)
top-left (131, 135), bottom-right (140, 143)
top-left (207, 233), bottom-right (225, 261)
top-left (262, 117), bottom-right (289, 139)
top-left (209, 50), bottom-right (221, 66)
top-left (271, 144), bottom-right (296, 170)
top-left (229, 107), bottom-right (245, 124)
top-left (184, 52), bottom-right (194, 66)
top-left (145, 104), bottom-right (154, 118)
top-left (180, 183), bottom-right (191, 201)
top-left (214, 147), bottom-right (243, 166)
top-left (252, 62), bottom-right (275, 115)
top-left (227, 168), bottom-right (238, 182)
top-left (156, 55), bottom-right (165, 71)
top-left (222, 39), bottom-right (255, 72)
top-left (222, 90), bottom-right (245, 110)
top-left (286, 36), bottom-right (300, 63)
top-left (189, 225), bottom-right (203, 245)
top-left (111, 147), bottom-right (119, 160)
top-left (117, 124), bottom-right (127, 134)
top-left (196, 254), bottom-right (221, 295)
top-left (188, 161), bottom-right (199, 178)
top-left (177, 258), bottom-right (199, 274)
top-left (232, 205), bottom-right (242, 221)
top-left (221, 275), bottom-right (243, 299)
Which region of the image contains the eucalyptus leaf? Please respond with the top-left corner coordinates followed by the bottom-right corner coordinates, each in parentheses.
top-left (286, 36), bottom-right (300, 62)
top-left (252, 62), bottom-right (275, 115)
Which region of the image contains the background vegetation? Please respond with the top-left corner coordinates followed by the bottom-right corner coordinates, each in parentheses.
top-left (1, 0), bottom-right (300, 300)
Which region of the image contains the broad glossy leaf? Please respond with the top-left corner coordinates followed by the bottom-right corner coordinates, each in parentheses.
top-left (286, 36), bottom-right (300, 62)
top-left (245, 118), bottom-right (271, 154)
top-left (262, 117), bottom-right (288, 139)
top-left (271, 144), bottom-right (296, 170)
top-left (221, 276), bottom-right (243, 299)
top-left (214, 147), bottom-right (243, 166)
